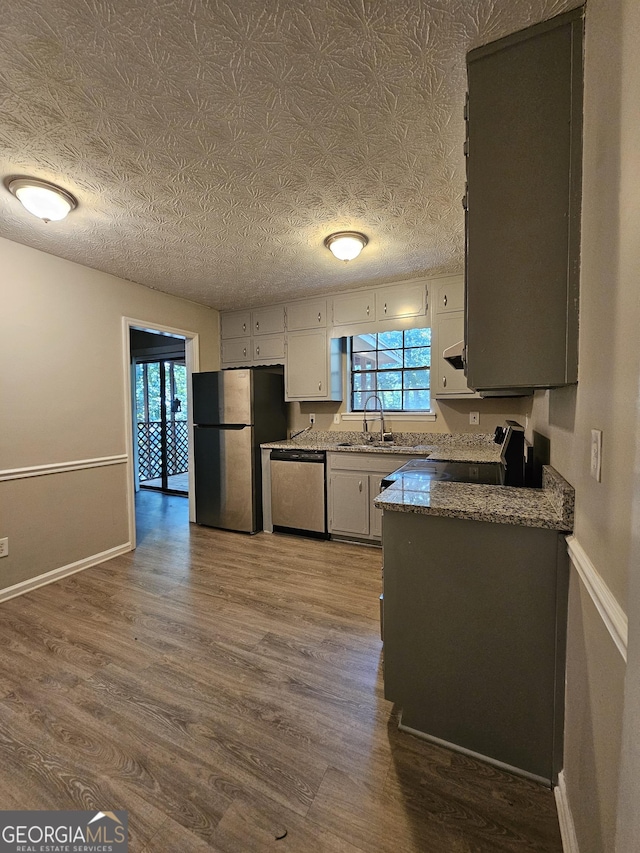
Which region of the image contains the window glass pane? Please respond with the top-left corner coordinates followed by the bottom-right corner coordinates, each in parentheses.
top-left (377, 349), bottom-right (402, 367)
top-left (352, 391), bottom-right (369, 410)
top-left (352, 334), bottom-right (377, 353)
top-left (352, 352), bottom-right (377, 371)
top-left (375, 370), bottom-right (402, 391)
top-left (353, 373), bottom-right (372, 392)
top-left (378, 331), bottom-right (403, 349)
top-left (403, 347), bottom-right (430, 368)
top-left (405, 328), bottom-right (432, 347)
top-left (404, 369), bottom-right (430, 389)
top-left (379, 390), bottom-right (402, 410)
top-left (146, 363), bottom-right (161, 421)
top-left (135, 364), bottom-right (145, 421)
top-left (404, 389), bottom-right (431, 410)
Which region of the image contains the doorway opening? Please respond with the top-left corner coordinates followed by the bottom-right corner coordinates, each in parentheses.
top-left (124, 320), bottom-right (200, 550)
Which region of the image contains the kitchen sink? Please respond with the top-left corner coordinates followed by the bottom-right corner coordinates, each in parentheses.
top-left (336, 441), bottom-right (431, 454)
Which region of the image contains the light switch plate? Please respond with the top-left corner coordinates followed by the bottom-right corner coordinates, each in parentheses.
top-left (0, 537), bottom-right (8, 558)
top-left (591, 429), bottom-right (602, 481)
top-left (469, 412), bottom-right (480, 425)
top-left (333, 413), bottom-right (341, 424)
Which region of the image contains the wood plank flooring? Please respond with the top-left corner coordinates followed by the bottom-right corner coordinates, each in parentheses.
top-left (0, 491), bottom-right (564, 852)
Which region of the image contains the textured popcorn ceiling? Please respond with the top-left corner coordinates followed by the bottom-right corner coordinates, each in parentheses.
top-left (0, 0), bottom-right (580, 310)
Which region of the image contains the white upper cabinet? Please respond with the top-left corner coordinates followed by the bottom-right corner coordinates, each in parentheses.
top-left (286, 299), bottom-right (327, 331)
top-left (285, 330), bottom-right (342, 402)
top-left (221, 338), bottom-right (251, 365)
top-left (332, 291), bottom-right (375, 327)
top-left (253, 335), bottom-right (285, 363)
top-left (221, 310), bottom-right (251, 339)
top-left (434, 279), bottom-right (464, 314)
top-left (375, 283), bottom-right (426, 321)
top-left (252, 306), bottom-right (285, 336)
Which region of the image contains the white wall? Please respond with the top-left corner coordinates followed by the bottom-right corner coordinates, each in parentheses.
top-left (527, 0), bottom-right (640, 849)
top-left (0, 237), bottom-right (219, 592)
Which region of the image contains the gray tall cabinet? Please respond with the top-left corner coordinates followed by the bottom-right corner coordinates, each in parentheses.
top-left (464, 8), bottom-right (584, 394)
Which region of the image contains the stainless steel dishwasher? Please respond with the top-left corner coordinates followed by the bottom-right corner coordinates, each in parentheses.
top-left (270, 448), bottom-right (327, 536)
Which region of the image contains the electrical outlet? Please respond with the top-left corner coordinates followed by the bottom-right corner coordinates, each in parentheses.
top-left (469, 412), bottom-right (480, 425)
top-left (309, 413), bottom-right (316, 425)
top-left (333, 413), bottom-right (341, 424)
top-left (591, 429), bottom-right (602, 481)
top-left (0, 537), bottom-right (8, 558)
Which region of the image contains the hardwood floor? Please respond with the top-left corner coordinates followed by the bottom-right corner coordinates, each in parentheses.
top-left (0, 491), bottom-right (563, 852)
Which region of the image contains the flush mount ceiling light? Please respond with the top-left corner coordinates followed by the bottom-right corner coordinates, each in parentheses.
top-left (7, 177), bottom-right (77, 222)
top-left (324, 231), bottom-right (368, 262)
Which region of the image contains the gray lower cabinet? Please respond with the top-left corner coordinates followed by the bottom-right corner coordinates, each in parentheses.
top-left (465, 8), bottom-right (583, 393)
top-left (382, 510), bottom-right (569, 784)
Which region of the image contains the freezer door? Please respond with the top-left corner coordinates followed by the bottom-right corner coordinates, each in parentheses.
top-left (194, 425), bottom-right (256, 532)
top-left (192, 370), bottom-right (252, 425)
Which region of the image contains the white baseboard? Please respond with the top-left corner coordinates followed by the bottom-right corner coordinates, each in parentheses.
top-left (555, 771), bottom-right (579, 853)
top-left (0, 542), bottom-right (132, 603)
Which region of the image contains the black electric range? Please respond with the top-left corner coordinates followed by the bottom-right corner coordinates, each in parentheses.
top-left (380, 458), bottom-right (506, 490)
top-left (381, 420), bottom-right (529, 490)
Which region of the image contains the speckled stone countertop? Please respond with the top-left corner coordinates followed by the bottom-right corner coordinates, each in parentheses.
top-left (375, 464), bottom-right (574, 532)
top-left (262, 431), bottom-right (503, 463)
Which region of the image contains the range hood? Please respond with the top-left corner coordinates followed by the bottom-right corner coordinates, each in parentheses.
top-left (443, 340), bottom-right (465, 370)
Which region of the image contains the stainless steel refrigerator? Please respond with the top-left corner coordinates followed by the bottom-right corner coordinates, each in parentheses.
top-left (192, 368), bottom-right (287, 533)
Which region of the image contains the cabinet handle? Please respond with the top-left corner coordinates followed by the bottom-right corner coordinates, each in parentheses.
top-left (359, 480), bottom-right (363, 492)
top-left (256, 346), bottom-right (260, 356)
top-left (255, 320), bottom-right (259, 331)
top-left (384, 302), bottom-right (387, 315)
top-left (243, 347), bottom-right (247, 357)
top-left (443, 293), bottom-right (448, 307)
top-left (463, 140), bottom-right (469, 156)
top-left (442, 376), bottom-right (447, 387)
top-left (318, 312), bottom-right (322, 323)
top-left (242, 322), bottom-right (246, 332)
top-left (318, 381), bottom-right (322, 391)
top-left (366, 305), bottom-right (370, 316)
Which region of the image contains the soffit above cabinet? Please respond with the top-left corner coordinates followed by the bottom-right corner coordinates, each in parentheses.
top-left (0, 0), bottom-right (581, 310)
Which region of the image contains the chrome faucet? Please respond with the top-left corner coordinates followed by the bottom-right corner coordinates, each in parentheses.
top-left (363, 394), bottom-right (392, 443)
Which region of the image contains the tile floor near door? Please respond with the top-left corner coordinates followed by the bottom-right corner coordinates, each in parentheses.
top-left (0, 491), bottom-right (563, 851)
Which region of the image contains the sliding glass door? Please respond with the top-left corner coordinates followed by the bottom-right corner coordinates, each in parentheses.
top-left (135, 359), bottom-right (188, 493)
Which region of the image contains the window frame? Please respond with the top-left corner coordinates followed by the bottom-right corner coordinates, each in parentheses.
top-left (347, 328), bottom-right (432, 414)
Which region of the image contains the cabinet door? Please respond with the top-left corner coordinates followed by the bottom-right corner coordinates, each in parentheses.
top-left (221, 338), bottom-right (251, 366)
top-left (253, 334), bottom-right (285, 363)
top-left (329, 472), bottom-right (369, 536)
top-left (287, 299), bottom-right (327, 331)
top-left (332, 291), bottom-right (375, 326)
top-left (434, 313), bottom-right (475, 396)
top-left (465, 9), bottom-right (582, 391)
top-left (285, 329), bottom-right (328, 400)
top-left (375, 283), bottom-right (426, 321)
top-left (434, 279), bottom-right (464, 314)
top-left (252, 306), bottom-right (285, 336)
top-left (221, 311), bottom-right (251, 339)
top-left (369, 473), bottom-right (387, 539)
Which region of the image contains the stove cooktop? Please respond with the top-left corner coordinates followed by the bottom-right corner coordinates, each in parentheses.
top-left (381, 458), bottom-right (506, 489)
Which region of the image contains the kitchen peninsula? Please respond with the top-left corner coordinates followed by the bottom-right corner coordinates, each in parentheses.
top-left (376, 453), bottom-right (574, 786)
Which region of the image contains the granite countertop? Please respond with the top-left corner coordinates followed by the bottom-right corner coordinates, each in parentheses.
top-left (374, 464), bottom-right (574, 532)
top-left (262, 431), bottom-right (503, 463)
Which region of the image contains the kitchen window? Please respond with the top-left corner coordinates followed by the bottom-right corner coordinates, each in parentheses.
top-left (350, 329), bottom-right (431, 412)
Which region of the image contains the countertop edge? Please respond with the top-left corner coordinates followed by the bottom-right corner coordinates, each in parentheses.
top-left (374, 464), bottom-right (574, 532)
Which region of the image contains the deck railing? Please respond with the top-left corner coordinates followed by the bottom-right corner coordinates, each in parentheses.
top-left (137, 420), bottom-right (188, 481)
